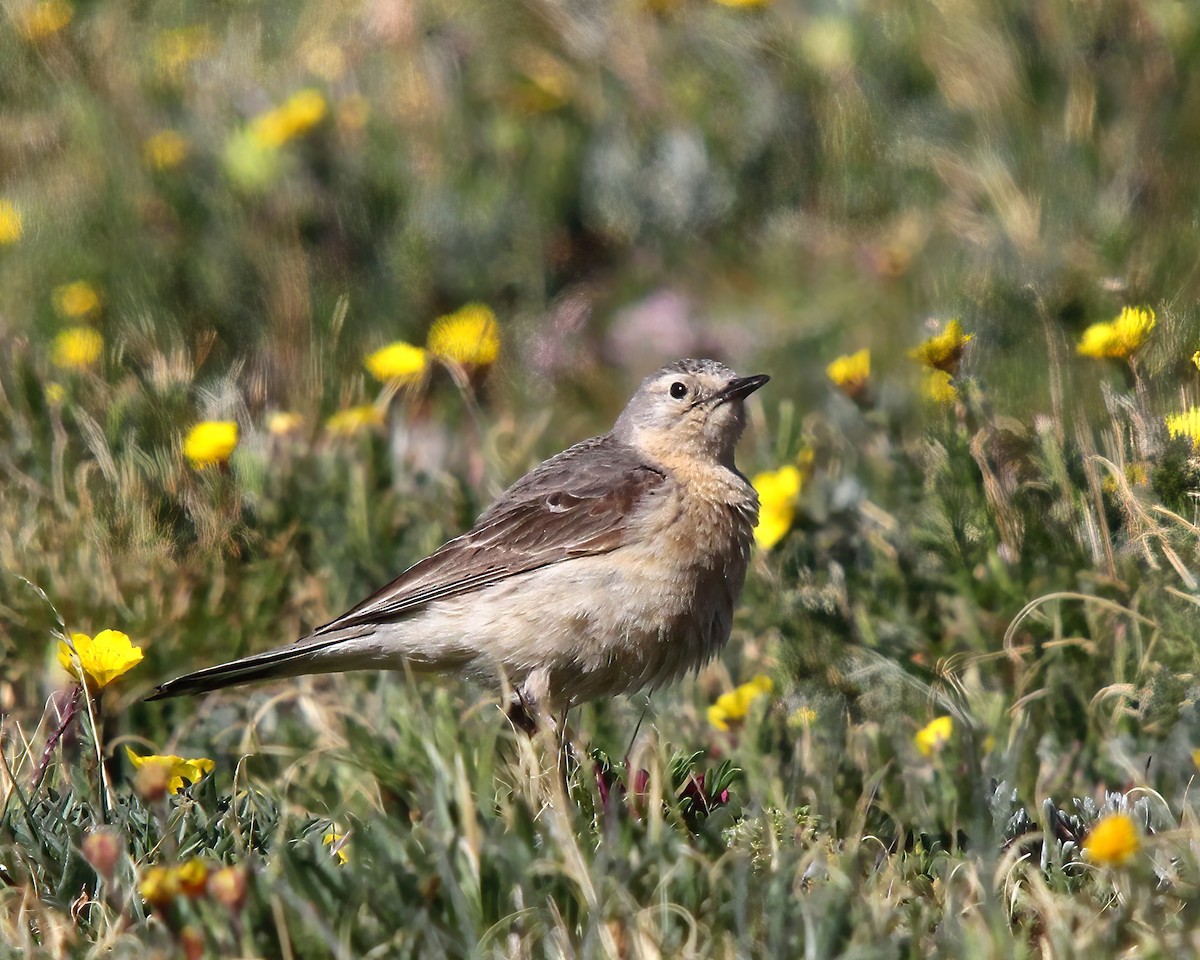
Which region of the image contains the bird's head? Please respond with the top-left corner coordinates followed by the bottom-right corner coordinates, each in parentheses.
top-left (612, 359), bottom-right (769, 467)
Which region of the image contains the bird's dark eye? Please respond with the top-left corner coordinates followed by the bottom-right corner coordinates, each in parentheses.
top-left (669, 381), bottom-right (688, 400)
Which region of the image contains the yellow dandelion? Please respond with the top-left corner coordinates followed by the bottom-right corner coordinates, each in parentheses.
top-left (51, 327), bottom-right (103, 371)
top-left (1165, 407), bottom-right (1200, 449)
top-left (323, 831), bottom-right (350, 865)
top-left (914, 715), bottom-right (953, 756)
top-left (53, 281), bottom-right (100, 318)
top-left (921, 368), bottom-right (957, 405)
top-left (183, 421), bottom-right (238, 468)
top-left (57, 629), bottom-right (144, 689)
top-left (0, 200), bottom-right (22, 244)
top-left (16, 0), bottom-right (72, 41)
top-left (1077, 306), bottom-right (1156, 360)
top-left (326, 405), bottom-right (384, 436)
top-left (250, 89), bottom-right (327, 149)
top-left (266, 411), bottom-right (304, 436)
top-left (1083, 812), bottom-right (1140, 866)
top-left (707, 674), bottom-right (774, 732)
top-left (427, 303), bottom-right (500, 368)
top-left (138, 865), bottom-right (178, 905)
top-left (125, 747), bottom-right (215, 795)
top-left (153, 26), bottom-right (213, 79)
top-left (174, 859), bottom-right (210, 898)
top-left (787, 706), bottom-right (818, 729)
top-left (143, 130), bottom-right (188, 170)
top-left (909, 319), bottom-right (972, 374)
top-left (364, 341), bottom-right (428, 385)
top-left (752, 465), bottom-right (802, 550)
top-left (826, 348), bottom-right (870, 396)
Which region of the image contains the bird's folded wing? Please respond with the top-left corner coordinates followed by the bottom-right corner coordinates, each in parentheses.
top-left (309, 437), bottom-right (666, 636)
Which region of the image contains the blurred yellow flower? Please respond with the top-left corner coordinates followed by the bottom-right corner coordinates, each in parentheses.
top-left (1077, 306), bottom-right (1156, 360)
top-left (0, 200), bottom-right (22, 244)
top-left (45, 382), bottom-right (65, 405)
top-left (57, 630), bottom-right (144, 689)
top-left (323, 831), bottom-right (350, 865)
top-left (144, 130), bottom-right (188, 170)
top-left (1083, 812), bottom-right (1140, 866)
top-left (427, 304), bottom-right (500, 368)
top-left (184, 421), bottom-right (238, 468)
top-left (53, 281), bottom-right (100, 318)
top-left (208, 865), bottom-right (247, 908)
top-left (125, 747), bottom-right (215, 795)
top-left (752, 465), bottom-right (802, 550)
top-left (175, 859), bottom-right (210, 898)
top-left (154, 26), bottom-right (213, 79)
top-left (16, 0), bottom-right (72, 41)
top-left (914, 715), bottom-right (953, 756)
top-left (222, 128), bottom-right (283, 191)
top-left (826, 348), bottom-right (870, 395)
top-left (51, 326), bottom-right (103, 371)
top-left (1193, 351), bottom-right (1200, 371)
top-left (909, 319), bottom-right (972, 374)
top-left (266, 411), bottom-right (304, 436)
top-left (1192, 747), bottom-right (1200, 769)
top-left (787, 705), bottom-right (818, 729)
top-left (922, 368), bottom-right (957, 405)
top-left (365, 341), bottom-right (428, 384)
top-left (138, 865), bottom-right (178, 905)
top-left (708, 675), bottom-right (773, 731)
top-left (326, 405), bottom-right (384, 436)
top-left (1165, 407), bottom-right (1200, 449)
top-left (251, 89), bottom-right (328, 149)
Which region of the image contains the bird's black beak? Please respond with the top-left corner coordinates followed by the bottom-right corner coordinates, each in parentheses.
top-left (714, 374), bottom-right (770, 404)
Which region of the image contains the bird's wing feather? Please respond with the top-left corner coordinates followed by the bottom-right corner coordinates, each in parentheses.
top-left (310, 435), bottom-right (666, 635)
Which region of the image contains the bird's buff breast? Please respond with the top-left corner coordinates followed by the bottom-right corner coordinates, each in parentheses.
top-left (393, 470), bottom-right (757, 705)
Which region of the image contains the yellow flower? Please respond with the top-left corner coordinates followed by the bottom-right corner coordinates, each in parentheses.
top-left (266, 411), bottom-right (304, 435)
top-left (707, 674), bottom-right (773, 731)
top-left (57, 630), bottom-right (143, 689)
top-left (1083, 812), bottom-right (1140, 866)
top-left (250, 89), bottom-right (328, 149)
top-left (144, 130), bottom-right (188, 170)
top-left (16, 0), bottom-right (72, 41)
top-left (0, 200), bottom-right (22, 244)
top-left (53, 281), bottom-right (101, 318)
top-left (364, 341), bottom-right (428, 385)
top-left (787, 706), bottom-right (818, 729)
top-left (138, 865), bottom-right (178, 905)
top-left (1193, 350), bottom-right (1200, 371)
top-left (914, 715), bottom-right (953, 756)
top-left (323, 831), bottom-right (350, 865)
top-left (326, 405), bottom-right (384, 436)
top-left (153, 27), bottom-right (213, 79)
top-left (208, 865), bottom-right (247, 909)
top-left (826, 349), bottom-right (870, 395)
top-left (921, 368), bottom-right (957, 405)
top-left (427, 303), bottom-right (500, 368)
top-left (1192, 748), bottom-right (1200, 770)
top-left (909, 319), bottom-right (973, 374)
top-left (51, 327), bottom-right (103, 371)
top-left (752, 465), bottom-right (802, 550)
top-left (174, 859), bottom-right (210, 898)
top-left (125, 747), bottom-right (215, 795)
top-left (1165, 407), bottom-right (1200, 449)
top-left (45, 382), bottom-right (66, 405)
top-left (184, 421), bottom-right (238, 468)
top-left (1077, 306), bottom-right (1156, 360)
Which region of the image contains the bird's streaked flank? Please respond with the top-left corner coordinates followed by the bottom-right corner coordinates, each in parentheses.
top-left (150, 359), bottom-right (768, 721)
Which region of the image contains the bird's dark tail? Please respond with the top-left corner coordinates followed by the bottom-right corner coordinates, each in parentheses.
top-left (146, 630), bottom-right (371, 701)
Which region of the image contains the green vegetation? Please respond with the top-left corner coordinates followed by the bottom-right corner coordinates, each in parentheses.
top-left (4, 0), bottom-right (1200, 955)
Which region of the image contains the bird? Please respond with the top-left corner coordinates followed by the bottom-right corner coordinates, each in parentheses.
top-left (149, 359), bottom-right (769, 727)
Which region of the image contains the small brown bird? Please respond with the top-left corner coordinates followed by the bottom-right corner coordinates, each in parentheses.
top-left (151, 359), bottom-right (768, 723)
